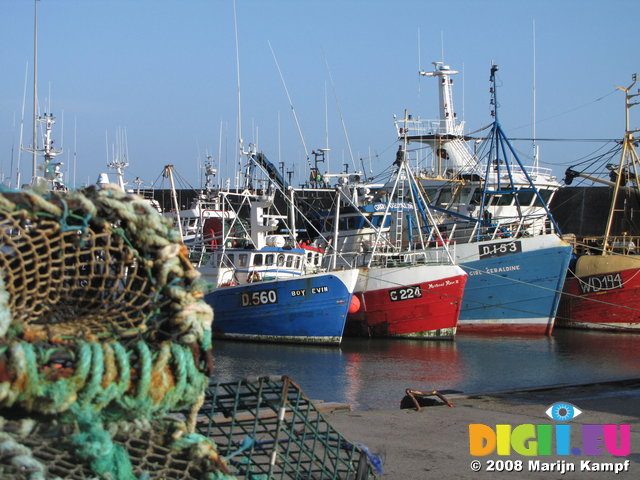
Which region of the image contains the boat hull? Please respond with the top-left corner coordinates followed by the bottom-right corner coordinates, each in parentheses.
top-left (455, 234), bottom-right (573, 335)
top-left (345, 264), bottom-right (467, 339)
top-left (205, 269), bottom-right (359, 344)
top-left (558, 254), bottom-right (640, 331)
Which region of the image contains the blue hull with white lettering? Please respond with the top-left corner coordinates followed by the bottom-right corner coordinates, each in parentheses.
top-left (205, 270), bottom-right (359, 344)
top-left (455, 236), bottom-right (573, 334)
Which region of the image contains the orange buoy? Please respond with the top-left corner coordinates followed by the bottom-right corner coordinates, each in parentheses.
top-left (348, 295), bottom-right (361, 313)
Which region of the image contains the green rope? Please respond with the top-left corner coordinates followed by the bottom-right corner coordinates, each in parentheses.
top-left (0, 340), bottom-right (210, 416)
top-left (19, 343), bottom-right (40, 410)
top-left (164, 343), bottom-right (188, 406)
top-left (78, 342), bottom-right (105, 408)
top-left (70, 406), bottom-right (136, 480)
top-left (94, 343), bottom-right (123, 410)
top-left (56, 196), bottom-right (92, 235)
top-left (134, 341), bottom-right (152, 405)
top-left (172, 433), bottom-right (236, 480)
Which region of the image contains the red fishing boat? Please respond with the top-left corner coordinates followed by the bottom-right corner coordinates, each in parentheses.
top-left (314, 131), bottom-right (467, 339)
top-left (558, 74), bottom-right (640, 331)
top-left (347, 263), bottom-right (467, 338)
top-left (560, 244), bottom-right (640, 331)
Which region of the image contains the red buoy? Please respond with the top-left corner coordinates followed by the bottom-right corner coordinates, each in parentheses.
top-left (348, 295), bottom-right (361, 313)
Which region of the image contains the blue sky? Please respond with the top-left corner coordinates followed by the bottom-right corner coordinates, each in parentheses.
top-left (1, 0), bottom-right (638, 190)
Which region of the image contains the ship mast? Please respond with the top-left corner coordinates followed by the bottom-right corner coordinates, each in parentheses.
top-left (31, 0), bottom-right (39, 185)
top-left (25, 0), bottom-right (64, 190)
top-left (39, 113), bottom-right (64, 190)
top-left (407, 61), bottom-right (480, 179)
top-left (602, 74), bottom-right (640, 254)
top-left (419, 61), bottom-right (459, 135)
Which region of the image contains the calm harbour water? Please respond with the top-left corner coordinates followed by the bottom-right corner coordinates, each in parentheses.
top-left (210, 329), bottom-right (640, 410)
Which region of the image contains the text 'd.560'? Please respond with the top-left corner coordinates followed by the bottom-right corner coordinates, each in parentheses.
top-left (241, 289), bottom-right (278, 307)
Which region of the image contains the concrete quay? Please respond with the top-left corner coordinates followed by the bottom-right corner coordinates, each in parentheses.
top-left (324, 379), bottom-right (640, 479)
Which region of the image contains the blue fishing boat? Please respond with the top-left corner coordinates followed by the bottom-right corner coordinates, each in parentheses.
top-left (396, 62), bottom-right (572, 334)
top-left (205, 268), bottom-right (359, 343)
top-left (196, 150), bottom-right (360, 344)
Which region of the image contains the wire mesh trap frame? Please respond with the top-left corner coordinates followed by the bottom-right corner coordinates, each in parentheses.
top-left (193, 375), bottom-right (380, 479)
top-left (0, 416), bottom-right (232, 480)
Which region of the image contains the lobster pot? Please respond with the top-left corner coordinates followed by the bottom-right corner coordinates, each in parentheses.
top-left (0, 417), bottom-right (232, 480)
top-left (194, 376), bottom-right (380, 479)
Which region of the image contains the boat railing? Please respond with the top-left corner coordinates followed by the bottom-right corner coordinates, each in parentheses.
top-left (395, 118), bottom-right (555, 180)
top-left (373, 247), bottom-right (454, 268)
top-left (395, 118), bottom-right (465, 138)
top-left (188, 243), bottom-right (212, 267)
top-left (339, 243), bottom-right (455, 269)
top-left (439, 212), bottom-right (553, 244)
top-left (563, 233), bottom-right (640, 256)
top-left (475, 159), bottom-right (555, 180)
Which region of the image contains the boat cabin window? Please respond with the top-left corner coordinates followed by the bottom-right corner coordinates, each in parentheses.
top-left (285, 255), bottom-right (293, 267)
top-left (219, 253), bottom-right (235, 267)
top-left (277, 254), bottom-right (285, 266)
top-left (533, 189), bottom-right (552, 207)
top-left (294, 257), bottom-right (301, 269)
top-left (238, 254), bottom-right (248, 267)
top-left (307, 252), bottom-right (320, 265)
top-left (484, 193), bottom-right (513, 206)
top-left (496, 193), bottom-right (514, 206)
top-left (516, 189), bottom-right (535, 206)
top-left (253, 254), bottom-right (263, 266)
top-left (265, 254), bottom-right (274, 266)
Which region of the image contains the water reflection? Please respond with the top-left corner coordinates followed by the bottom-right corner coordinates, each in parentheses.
top-left (210, 329), bottom-right (640, 410)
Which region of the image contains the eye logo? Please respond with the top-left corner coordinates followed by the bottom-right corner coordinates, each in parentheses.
top-left (545, 402), bottom-right (582, 422)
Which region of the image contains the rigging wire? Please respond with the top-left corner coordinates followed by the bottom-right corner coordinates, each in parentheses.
top-left (509, 88), bottom-right (620, 132)
top-left (322, 50), bottom-right (357, 173)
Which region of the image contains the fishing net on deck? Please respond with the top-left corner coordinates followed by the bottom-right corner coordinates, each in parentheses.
top-left (0, 185), bottom-right (234, 479)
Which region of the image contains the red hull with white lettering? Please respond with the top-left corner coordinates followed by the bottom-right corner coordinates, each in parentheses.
top-left (345, 265), bottom-right (467, 338)
top-left (558, 266), bottom-right (640, 331)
